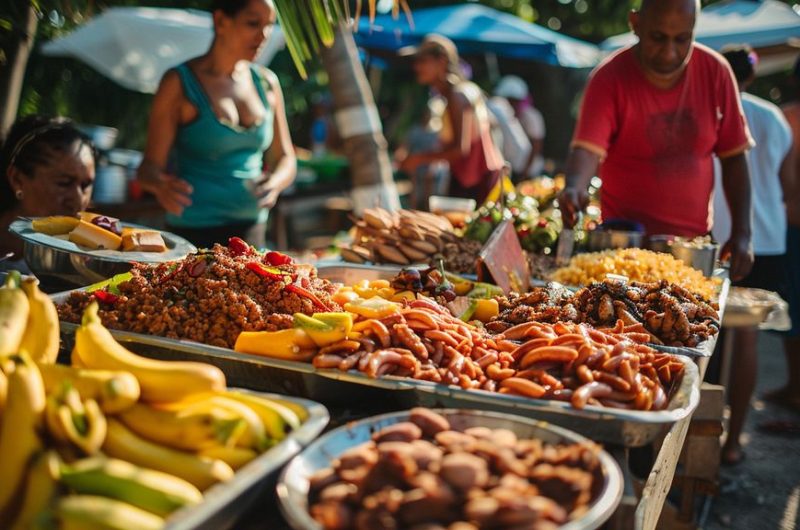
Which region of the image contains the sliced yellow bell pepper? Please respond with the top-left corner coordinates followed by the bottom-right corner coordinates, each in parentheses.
top-left (344, 296), bottom-right (402, 320)
top-left (472, 299), bottom-right (500, 322)
top-left (234, 328), bottom-right (316, 361)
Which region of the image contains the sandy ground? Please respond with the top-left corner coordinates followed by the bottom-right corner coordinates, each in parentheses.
top-left (705, 332), bottom-right (800, 530)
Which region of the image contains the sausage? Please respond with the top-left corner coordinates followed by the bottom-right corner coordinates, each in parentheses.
top-left (486, 364), bottom-right (516, 381)
top-left (571, 382), bottom-right (614, 409)
top-left (500, 378), bottom-right (547, 399)
top-left (518, 346), bottom-right (579, 369)
top-left (424, 330), bottom-right (460, 349)
top-left (319, 340), bottom-right (361, 356)
top-left (365, 350), bottom-right (419, 378)
top-left (313, 354), bottom-right (347, 369)
top-left (402, 309), bottom-right (441, 330)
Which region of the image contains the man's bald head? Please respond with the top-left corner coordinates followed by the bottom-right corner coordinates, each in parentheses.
top-left (630, 0), bottom-right (698, 80)
top-left (639, 0), bottom-right (700, 17)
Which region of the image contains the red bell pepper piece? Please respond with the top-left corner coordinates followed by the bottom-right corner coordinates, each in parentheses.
top-left (245, 262), bottom-right (288, 282)
top-left (93, 290), bottom-right (119, 305)
top-left (228, 237), bottom-right (252, 257)
top-left (285, 284), bottom-right (332, 312)
top-left (264, 251), bottom-right (293, 266)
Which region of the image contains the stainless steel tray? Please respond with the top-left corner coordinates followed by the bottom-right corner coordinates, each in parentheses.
top-left (165, 389), bottom-right (329, 530)
top-left (277, 409), bottom-right (624, 530)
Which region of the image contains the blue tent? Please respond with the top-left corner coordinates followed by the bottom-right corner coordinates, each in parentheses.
top-left (354, 4), bottom-right (600, 69)
top-left (602, 0), bottom-right (800, 73)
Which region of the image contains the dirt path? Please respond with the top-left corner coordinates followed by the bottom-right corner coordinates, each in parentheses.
top-left (705, 332), bottom-right (800, 530)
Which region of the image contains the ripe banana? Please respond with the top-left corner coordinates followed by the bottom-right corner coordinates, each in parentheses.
top-left (60, 456), bottom-right (203, 517)
top-left (117, 402), bottom-right (243, 451)
top-left (45, 385), bottom-right (107, 456)
top-left (263, 396), bottom-right (309, 422)
top-left (19, 278), bottom-right (60, 364)
top-left (166, 395), bottom-right (267, 451)
top-left (56, 495), bottom-right (165, 530)
top-left (222, 391), bottom-right (301, 442)
top-left (9, 450), bottom-right (61, 530)
top-left (76, 302), bottom-right (226, 403)
top-left (199, 445), bottom-right (258, 470)
top-left (0, 272), bottom-right (30, 358)
top-left (38, 363), bottom-right (140, 413)
top-left (103, 418), bottom-right (234, 490)
top-left (0, 353), bottom-right (45, 521)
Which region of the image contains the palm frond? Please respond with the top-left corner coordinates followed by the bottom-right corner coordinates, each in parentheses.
top-left (273, 0), bottom-right (409, 79)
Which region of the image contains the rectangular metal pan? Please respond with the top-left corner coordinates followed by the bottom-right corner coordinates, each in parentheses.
top-left (164, 389), bottom-right (328, 530)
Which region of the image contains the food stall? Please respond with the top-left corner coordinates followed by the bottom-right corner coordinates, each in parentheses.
top-left (1, 186), bottom-right (753, 530)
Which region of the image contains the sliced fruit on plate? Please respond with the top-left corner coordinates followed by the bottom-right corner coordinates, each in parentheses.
top-left (69, 220), bottom-right (122, 251)
top-left (31, 215), bottom-right (80, 235)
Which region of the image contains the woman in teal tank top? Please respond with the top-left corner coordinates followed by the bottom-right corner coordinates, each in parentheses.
top-left (136, 0), bottom-right (296, 248)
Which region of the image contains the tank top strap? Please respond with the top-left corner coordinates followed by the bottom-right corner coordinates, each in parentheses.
top-left (175, 63), bottom-right (211, 113)
top-left (249, 64), bottom-right (271, 110)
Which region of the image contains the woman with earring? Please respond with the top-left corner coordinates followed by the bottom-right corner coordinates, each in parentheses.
top-left (0, 116), bottom-right (96, 271)
top-left (397, 34), bottom-right (503, 205)
top-left (137, 0), bottom-right (296, 249)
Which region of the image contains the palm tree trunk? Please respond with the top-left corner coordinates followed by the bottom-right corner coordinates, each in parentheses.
top-left (320, 23), bottom-right (400, 214)
top-left (0, 2), bottom-right (38, 136)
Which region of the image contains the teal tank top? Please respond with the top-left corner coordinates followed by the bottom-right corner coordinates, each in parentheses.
top-left (169, 63), bottom-right (274, 228)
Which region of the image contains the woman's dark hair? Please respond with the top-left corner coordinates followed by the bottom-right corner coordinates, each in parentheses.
top-left (210, 0), bottom-right (256, 16)
top-left (722, 45), bottom-right (757, 85)
top-left (0, 115), bottom-right (95, 213)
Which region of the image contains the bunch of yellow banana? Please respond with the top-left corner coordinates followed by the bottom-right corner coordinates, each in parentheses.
top-left (0, 298), bottom-right (309, 529)
top-left (0, 273), bottom-right (59, 363)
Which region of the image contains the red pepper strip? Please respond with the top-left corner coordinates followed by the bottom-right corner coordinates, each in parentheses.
top-left (228, 237), bottom-right (252, 257)
top-left (285, 284), bottom-right (332, 312)
top-left (245, 262), bottom-right (286, 282)
top-left (93, 290), bottom-right (119, 305)
top-left (264, 251), bottom-right (293, 266)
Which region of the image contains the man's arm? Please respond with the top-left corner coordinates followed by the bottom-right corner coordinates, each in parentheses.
top-left (558, 146), bottom-right (601, 228)
top-left (719, 152), bottom-right (754, 281)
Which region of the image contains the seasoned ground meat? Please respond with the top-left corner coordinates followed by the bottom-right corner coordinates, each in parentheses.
top-left (58, 244), bottom-right (340, 348)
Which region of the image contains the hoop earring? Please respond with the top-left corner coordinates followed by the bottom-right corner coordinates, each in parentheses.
top-left (15, 189), bottom-right (23, 200)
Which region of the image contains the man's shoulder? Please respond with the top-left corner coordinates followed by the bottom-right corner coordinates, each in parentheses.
top-left (690, 43), bottom-right (730, 72)
top-left (592, 46), bottom-right (633, 75)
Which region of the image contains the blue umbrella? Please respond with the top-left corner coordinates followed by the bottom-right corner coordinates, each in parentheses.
top-left (354, 4), bottom-right (600, 68)
top-left (602, 0), bottom-right (800, 58)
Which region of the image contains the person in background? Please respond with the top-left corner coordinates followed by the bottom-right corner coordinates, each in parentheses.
top-left (137, 0), bottom-right (296, 249)
top-left (771, 57), bottom-right (800, 415)
top-left (397, 35), bottom-right (503, 205)
top-left (558, 0), bottom-right (754, 281)
top-left (712, 46), bottom-right (795, 464)
top-left (0, 116), bottom-right (96, 272)
top-left (394, 97), bottom-right (449, 210)
top-left (489, 75), bottom-right (546, 180)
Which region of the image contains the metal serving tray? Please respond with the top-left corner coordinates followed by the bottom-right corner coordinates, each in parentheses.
top-left (277, 409), bottom-right (624, 530)
top-left (165, 389), bottom-right (329, 530)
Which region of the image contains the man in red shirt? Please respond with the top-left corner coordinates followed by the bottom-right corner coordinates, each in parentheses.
top-left (559, 0), bottom-right (754, 280)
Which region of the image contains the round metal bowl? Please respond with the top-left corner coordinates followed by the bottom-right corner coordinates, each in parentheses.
top-left (9, 218), bottom-right (196, 288)
top-left (646, 236), bottom-right (719, 277)
top-left (277, 409), bottom-right (624, 530)
top-left (586, 229), bottom-right (644, 252)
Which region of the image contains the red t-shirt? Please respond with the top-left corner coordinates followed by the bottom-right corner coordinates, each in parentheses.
top-left (572, 44), bottom-right (753, 237)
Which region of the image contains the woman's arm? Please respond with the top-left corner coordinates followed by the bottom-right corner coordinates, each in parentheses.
top-left (136, 70), bottom-right (193, 215)
top-left (255, 69), bottom-right (297, 209)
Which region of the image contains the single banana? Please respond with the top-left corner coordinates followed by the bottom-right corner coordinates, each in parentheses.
top-left (76, 302), bottom-right (226, 403)
top-left (0, 272), bottom-right (30, 358)
top-left (44, 384), bottom-right (107, 455)
top-left (222, 391), bottom-right (301, 443)
top-left (164, 395), bottom-right (267, 451)
top-left (19, 278), bottom-right (60, 364)
top-left (55, 495), bottom-right (165, 530)
top-left (38, 363), bottom-right (140, 413)
top-left (103, 418), bottom-right (234, 490)
top-left (60, 456), bottom-right (203, 517)
top-left (117, 402), bottom-right (243, 451)
top-left (9, 450), bottom-right (61, 530)
top-left (0, 368), bottom-right (7, 418)
top-left (0, 352), bottom-right (45, 521)
top-left (198, 445), bottom-right (258, 470)
top-left (264, 396), bottom-right (309, 422)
